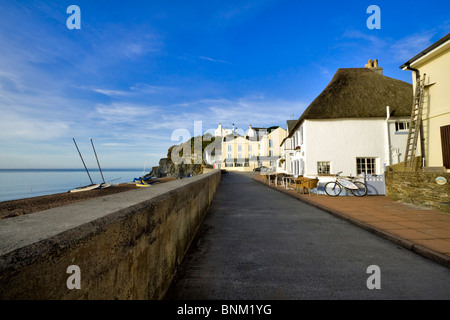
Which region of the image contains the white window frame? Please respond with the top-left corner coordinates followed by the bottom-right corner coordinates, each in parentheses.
top-left (317, 161), bottom-right (331, 175)
top-left (356, 157), bottom-right (376, 175)
top-left (395, 121), bottom-right (410, 133)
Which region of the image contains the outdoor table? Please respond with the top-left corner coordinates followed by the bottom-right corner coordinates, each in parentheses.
top-left (275, 173), bottom-right (285, 186)
top-left (265, 173), bottom-right (276, 185)
top-left (282, 176), bottom-right (294, 189)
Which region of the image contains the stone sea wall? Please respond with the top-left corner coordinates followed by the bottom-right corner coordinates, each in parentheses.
top-left (0, 170), bottom-right (221, 299)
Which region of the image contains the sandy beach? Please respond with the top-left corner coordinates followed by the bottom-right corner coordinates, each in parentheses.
top-left (0, 177), bottom-right (177, 220)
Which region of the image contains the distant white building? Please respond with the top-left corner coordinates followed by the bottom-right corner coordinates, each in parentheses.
top-left (247, 125), bottom-right (267, 141)
top-left (214, 123), bottom-right (235, 137)
top-left (206, 123), bottom-right (285, 170)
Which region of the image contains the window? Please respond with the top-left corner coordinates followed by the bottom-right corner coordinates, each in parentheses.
top-left (228, 145), bottom-right (232, 152)
top-left (357, 158), bottom-right (376, 175)
top-left (317, 162), bottom-right (330, 175)
top-left (300, 126), bottom-right (303, 145)
top-left (269, 139), bottom-right (273, 148)
top-left (238, 153), bottom-right (242, 159)
top-left (268, 150), bottom-right (273, 157)
top-left (395, 121), bottom-right (410, 133)
top-left (248, 145), bottom-right (252, 152)
top-left (228, 154), bottom-right (232, 159)
top-left (238, 145), bottom-right (242, 152)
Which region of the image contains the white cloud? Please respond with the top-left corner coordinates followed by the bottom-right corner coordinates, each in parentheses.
top-left (95, 103), bottom-right (157, 124)
top-left (198, 56), bottom-right (231, 64)
top-left (389, 32), bottom-right (436, 61)
top-left (151, 96), bottom-right (307, 132)
top-left (342, 30), bottom-right (387, 48)
top-left (93, 89), bottom-right (133, 97)
top-left (0, 108), bottom-right (69, 141)
top-left (92, 83), bottom-right (174, 98)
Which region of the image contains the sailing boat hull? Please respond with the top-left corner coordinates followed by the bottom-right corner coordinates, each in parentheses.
top-left (69, 183), bottom-right (102, 193)
top-left (135, 180), bottom-right (151, 187)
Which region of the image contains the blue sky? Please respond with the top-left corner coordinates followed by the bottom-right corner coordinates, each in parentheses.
top-left (0, 0), bottom-right (449, 169)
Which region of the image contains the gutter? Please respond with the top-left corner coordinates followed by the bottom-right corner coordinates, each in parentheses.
top-left (385, 106), bottom-right (391, 168)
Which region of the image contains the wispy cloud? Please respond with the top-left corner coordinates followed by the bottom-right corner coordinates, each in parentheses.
top-left (93, 89), bottom-right (133, 97)
top-left (150, 96), bottom-right (307, 132)
top-left (94, 103), bottom-right (157, 124)
top-left (92, 83), bottom-right (174, 98)
top-left (198, 56), bottom-right (231, 64)
top-left (389, 32), bottom-right (436, 61)
top-left (339, 28), bottom-right (448, 64)
top-left (0, 107), bottom-right (70, 141)
top-left (341, 30), bottom-right (387, 48)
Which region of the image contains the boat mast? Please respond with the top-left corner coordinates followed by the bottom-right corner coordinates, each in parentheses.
top-left (73, 138), bottom-right (94, 185)
top-left (90, 138), bottom-right (105, 183)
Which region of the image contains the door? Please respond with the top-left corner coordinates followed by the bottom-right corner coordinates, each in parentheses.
top-left (441, 125), bottom-right (450, 169)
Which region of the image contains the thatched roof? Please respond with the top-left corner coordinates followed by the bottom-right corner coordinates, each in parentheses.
top-left (286, 120), bottom-right (297, 134)
top-left (288, 68), bottom-right (413, 138)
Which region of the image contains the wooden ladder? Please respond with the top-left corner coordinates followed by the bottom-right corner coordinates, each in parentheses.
top-left (404, 74), bottom-right (426, 171)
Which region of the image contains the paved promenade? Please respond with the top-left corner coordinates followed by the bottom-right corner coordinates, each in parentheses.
top-left (253, 173), bottom-right (450, 269)
top-left (165, 172), bottom-right (450, 300)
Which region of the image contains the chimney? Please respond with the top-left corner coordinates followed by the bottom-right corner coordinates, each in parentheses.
top-left (365, 59), bottom-right (383, 75)
top-left (232, 124), bottom-right (235, 133)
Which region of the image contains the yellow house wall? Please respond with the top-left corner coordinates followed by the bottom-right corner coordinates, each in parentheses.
top-left (411, 44), bottom-right (450, 170)
top-left (221, 127), bottom-right (286, 171)
top-left (222, 137), bottom-right (260, 171)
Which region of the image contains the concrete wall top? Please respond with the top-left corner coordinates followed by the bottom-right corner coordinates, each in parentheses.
top-left (0, 171), bottom-right (220, 259)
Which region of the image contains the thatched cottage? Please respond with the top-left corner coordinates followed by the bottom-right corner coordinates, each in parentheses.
top-left (280, 60), bottom-right (413, 180)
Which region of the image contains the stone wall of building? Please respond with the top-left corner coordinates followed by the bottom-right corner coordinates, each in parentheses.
top-left (385, 171), bottom-right (450, 213)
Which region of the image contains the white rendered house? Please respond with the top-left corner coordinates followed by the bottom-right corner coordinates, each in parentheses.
top-left (282, 61), bottom-right (413, 180)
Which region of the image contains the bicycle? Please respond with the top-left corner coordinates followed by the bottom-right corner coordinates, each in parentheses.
top-left (324, 172), bottom-right (368, 197)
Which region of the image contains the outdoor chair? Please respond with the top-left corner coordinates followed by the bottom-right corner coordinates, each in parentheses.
top-left (261, 174), bottom-right (268, 182)
top-left (294, 177), bottom-right (306, 193)
top-left (301, 178), bottom-right (319, 196)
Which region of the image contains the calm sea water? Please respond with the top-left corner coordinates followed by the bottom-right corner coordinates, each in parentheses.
top-left (0, 169), bottom-right (146, 202)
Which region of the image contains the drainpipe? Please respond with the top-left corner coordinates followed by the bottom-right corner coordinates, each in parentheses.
top-left (403, 65), bottom-right (426, 167)
top-left (385, 106), bottom-right (391, 169)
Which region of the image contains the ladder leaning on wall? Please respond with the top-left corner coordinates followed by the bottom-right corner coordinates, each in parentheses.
top-left (403, 74), bottom-right (426, 172)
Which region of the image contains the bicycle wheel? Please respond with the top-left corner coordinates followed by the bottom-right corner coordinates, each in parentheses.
top-left (351, 181), bottom-right (368, 197)
top-left (324, 182), bottom-right (342, 197)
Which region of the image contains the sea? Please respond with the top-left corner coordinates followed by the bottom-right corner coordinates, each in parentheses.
top-left (0, 169), bottom-right (146, 202)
